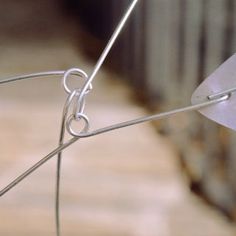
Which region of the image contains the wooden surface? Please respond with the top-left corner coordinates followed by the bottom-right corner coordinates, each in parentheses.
top-left (0, 40), bottom-right (235, 236)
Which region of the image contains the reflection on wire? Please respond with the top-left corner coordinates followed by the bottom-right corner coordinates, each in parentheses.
top-left (0, 92), bottom-right (230, 199)
top-left (0, 0), bottom-right (234, 236)
top-left (0, 1), bottom-right (140, 236)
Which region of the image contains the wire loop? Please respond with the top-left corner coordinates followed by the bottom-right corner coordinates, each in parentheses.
top-left (62, 68), bottom-right (92, 134)
top-left (62, 68), bottom-right (92, 94)
top-left (66, 113), bottom-right (90, 137)
top-left (73, 93), bottom-right (87, 115)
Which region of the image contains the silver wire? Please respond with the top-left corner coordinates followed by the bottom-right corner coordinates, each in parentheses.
top-left (0, 68), bottom-right (90, 236)
top-left (56, 90), bottom-right (81, 236)
top-left (62, 68), bottom-right (91, 94)
top-left (0, 0), bottom-right (231, 235)
top-left (0, 71), bottom-right (68, 84)
top-left (56, 1), bottom-right (139, 233)
top-left (0, 71), bottom-right (64, 84)
top-left (0, 0), bottom-right (138, 92)
top-left (74, 0), bottom-right (139, 115)
top-left (0, 93), bottom-right (230, 197)
top-left (66, 113), bottom-right (90, 137)
top-left (0, 1), bottom-right (231, 236)
top-left (0, 137), bottom-right (78, 197)
top-left (0, 2), bottom-right (140, 236)
top-left (56, 66), bottom-right (91, 236)
top-left (73, 94), bottom-right (230, 138)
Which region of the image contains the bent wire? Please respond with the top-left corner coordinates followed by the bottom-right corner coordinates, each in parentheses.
top-left (55, 1), bottom-right (139, 235)
top-left (0, 65), bottom-right (235, 236)
top-left (0, 0), bottom-right (236, 236)
top-left (55, 89), bottom-right (84, 236)
top-left (0, 91), bottom-right (231, 198)
top-left (0, 1), bottom-right (140, 235)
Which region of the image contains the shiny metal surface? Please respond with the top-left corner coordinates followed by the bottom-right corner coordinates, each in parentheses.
top-left (0, 0), bottom-right (236, 235)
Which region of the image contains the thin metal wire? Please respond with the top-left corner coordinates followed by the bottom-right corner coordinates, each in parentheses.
top-left (56, 67), bottom-right (90, 236)
top-left (56, 90), bottom-right (81, 236)
top-left (0, 71), bottom-right (69, 84)
top-left (0, 0), bottom-right (139, 88)
top-left (0, 137), bottom-right (78, 197)
top-left (0, 2), bottom-right (140, 236)
top-left (54, 0), bottom-right (139, 232)
top-left (0, 93), bottom-right (230, 197)
top-left (84, 0), bottom-right (139, 91)
top-left (0, 0), bottom-right (233, 235)
top-left (62, 68), bottom-right (91, 94)
top-left (73, 94), bottom-right (230, 138)
top-left (1, 70), bottom-right (236, 100)
top-left (74, 0), bottom-right (140, 115)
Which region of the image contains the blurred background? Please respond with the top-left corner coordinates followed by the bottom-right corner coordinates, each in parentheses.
top-left (0, 0), bottom-right (236, 235)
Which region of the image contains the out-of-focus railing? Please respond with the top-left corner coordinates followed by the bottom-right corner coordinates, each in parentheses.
top-left (67, 0), bottom-right (236, 220)
top-left (128, 0), bottom-right (236, 220)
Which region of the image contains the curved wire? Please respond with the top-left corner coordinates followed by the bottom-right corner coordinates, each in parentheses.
top-left (0, 1), bottom-right (140, 231)
top-left (0, 68), bottom-right (89, 236)
top-left (56, 90), bottom-right (81, 236)
top-left (0, 93), bottom-right (229, 198)
top-left (0, 71), bottom-right (65, 84)
top-left (62, 68), bottom-right (91, 94)
top-left (71, 94), bottom-right (230, 138)
top-left (0, 0), bottom-right (139, 89)
top-left (0, 137), bottom-right (78, 197)
top-left (0, 70), bottom-right (88, 85)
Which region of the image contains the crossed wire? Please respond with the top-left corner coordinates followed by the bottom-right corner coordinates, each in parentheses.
top-left (0, 0), bottom-right (234, 235)
top-left (0, 1), bottom-right (139, 236)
